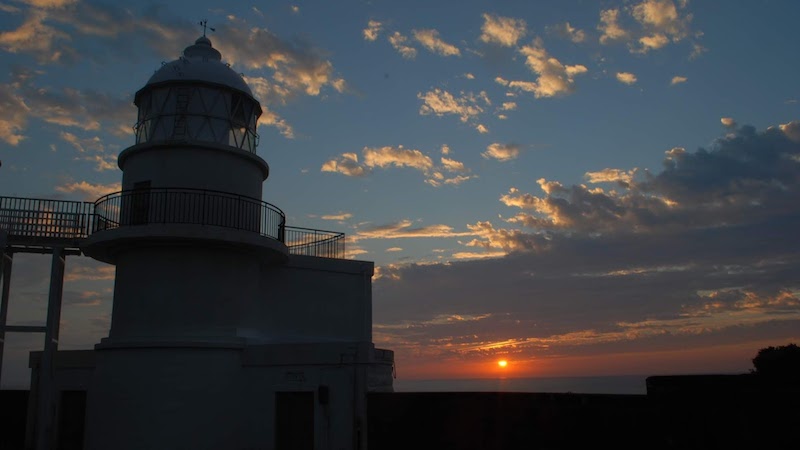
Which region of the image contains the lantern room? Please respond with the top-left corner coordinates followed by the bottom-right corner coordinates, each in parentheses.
top-left (133, 36), bottom-right (261, 153)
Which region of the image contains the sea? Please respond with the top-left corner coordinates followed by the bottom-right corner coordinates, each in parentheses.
top-left (393, 375), bottom-right (649, 395)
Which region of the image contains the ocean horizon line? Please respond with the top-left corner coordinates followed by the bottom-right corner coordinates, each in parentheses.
top-left (391, 372), bottom-right (746, 395)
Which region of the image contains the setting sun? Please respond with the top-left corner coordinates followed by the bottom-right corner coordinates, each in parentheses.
top-left (497, 360), bottom-right (508, 368)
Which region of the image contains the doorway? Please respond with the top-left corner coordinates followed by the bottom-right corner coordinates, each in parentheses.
top-left (275, 391), bottom-right (314, 450)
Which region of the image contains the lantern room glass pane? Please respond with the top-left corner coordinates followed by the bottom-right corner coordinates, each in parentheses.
top-left (135, 85), bottom-right (260, 152)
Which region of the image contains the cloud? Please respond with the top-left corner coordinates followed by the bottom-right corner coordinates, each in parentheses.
top-left (482, 143), bottom-right (520, 161)
top-left (257, 107), bottom-right (295, 138)
top-left (426, 172), bottom-right (476, 188)
top-left (598, 9), bottom-right (629, 44)
top-left (0, 67), bottom-right (135, 142)
top-left (320, 212), bottom-right (353, 221)
top-left (418, 88), bottom-right (487, 123)
top-left (412, 29), bottom-right (460, 57)
top-left (0, 74), bottom-right (30, 145)
top-left (585, 168), bottom-right (637, 186)
top-left (373, 120), bottom-right (800, 370)
top-left (616, 72), bottom-right (638, 85)
top-left (363, 20), bottom-right (382, 41)
top-left (779, 121), bottom-right (800, 143)
top-left (242, 75), bottom-right (292, 107)
top-left (671, 76), bottom-right (688, 85)
top-left (21, 0), bottom-right (78, 8)
top-left (322, 145), bottom-right (474, 187)
top-left (55, 180), bottom-right (120, 201)
top-left (442, 175), bottom-right (474, 186)
top-left (480, 13), bottom-right (527, 47)
top-left (81, 153), bottom-right (118, 172)
top-left (450, 250), bottom-right (507, 260)
top-left (496, 121), bottom-right (800, 234)
top-left (632, 0), bottom-right (695, 54)
top-left (0, 3), bottom-right (21, 13)
top-left (65, 262), bottom-right (115, 282)
top-left (637, 33), bottom-right (670, 52)
top-left (501, 102), bottom-right (517, 111)
top-left (632, 0), bottom-right (690, 41)
top-left (388, 31), bottom-right (417, 59)
top-left (63, 290), bottom-right (106, 307)
top-left (386, 247), bottom-right (403, 252)
top-left (363, 146), bottom-right (434, 172)
top-left (690, 43), bottom-right (707, 60)
top-left (548, 22), bottom-right (586, 43)
top-left (242, 76), bottom-right (296, 137)
top-left (509, 40), bottom-right (587, 98)
top-left (0, 1), bottom-right (330, 145)
top-left (57, 131), bottom-right (119, 171)
top-left (59, 131), bottom-right (103, 153)
top-left (27, 85), bottom-right (132, 131)
top-left (475, 124), bottom-right (489, 134)
top-left (441, 157), bottom-right (468, 173)
top-left (218, 19), bottom-right (347, 99)
top-left (353, 219), bottom-right (475, 241)
top-left (0, 9), bottom-right (74, 63)
top-left (321, 152), bottom-right (368, 177)
top-left (598, 1), bottom-right (697, 55)
top-left (0, 2), bottom-right (197, 65)
top-left (425, 153), bottom-right (476, 187)
top-left (721, 117), bottom-right (736, 128)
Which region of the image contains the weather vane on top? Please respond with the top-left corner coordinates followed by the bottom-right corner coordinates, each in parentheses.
top-left (199, 19), bottom-right (216, 37)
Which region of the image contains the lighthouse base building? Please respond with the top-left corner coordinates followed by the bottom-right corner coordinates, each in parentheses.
top-left (30, 255), bottom-right (393, 450)
top-left (0, 34), bottom-right (393, 450)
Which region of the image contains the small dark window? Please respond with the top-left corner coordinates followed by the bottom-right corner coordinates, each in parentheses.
top-left (129, 181), bottom-right (151, 225)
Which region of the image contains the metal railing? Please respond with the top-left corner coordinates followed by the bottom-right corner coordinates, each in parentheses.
top-left (285, 226), bottom-right (346, 259)
top-left (0, 193), bottom-right (348, 259)
top-left (0, 196), bottom-right (93, 240)
top-left (92, 188), bottom-right (286, 241)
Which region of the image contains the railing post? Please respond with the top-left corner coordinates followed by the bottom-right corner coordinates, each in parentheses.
top-left (0, 248), bottom-right (12, 387)
top-left (163, 189), bottom-right (168, 224)
top-left (34, 246), bottom-right (65, 450)
top-left (201, 190), bottom-right (207, 226)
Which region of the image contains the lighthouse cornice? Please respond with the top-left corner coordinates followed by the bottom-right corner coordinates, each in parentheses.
top-left (82, 222), bottom-right (289, 265)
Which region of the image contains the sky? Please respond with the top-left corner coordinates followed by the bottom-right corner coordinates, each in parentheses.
top-left (1, 0), bottom-right (799, 388)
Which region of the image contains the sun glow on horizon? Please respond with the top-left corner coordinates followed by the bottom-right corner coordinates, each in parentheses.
top-left (497, 359), bottom-right (508, 368)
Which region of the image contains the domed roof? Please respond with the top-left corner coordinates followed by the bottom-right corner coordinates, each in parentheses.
top-left (143, 36), bottom-right (254, 96)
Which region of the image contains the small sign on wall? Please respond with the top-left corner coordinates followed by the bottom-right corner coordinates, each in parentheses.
top-left (283, 371), bottom-right (306, 383)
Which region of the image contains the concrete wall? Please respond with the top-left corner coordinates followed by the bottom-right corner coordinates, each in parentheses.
top-left (108, 245), bottom-right (262, 342)
top-left (119, 144), bottom-right (268, 199)
top-left (80, 343), bottom-right (369, 450)
top-left (244, 255), bottom-right (374, 343)
top-left (108, 249), bottom-right (374, 344)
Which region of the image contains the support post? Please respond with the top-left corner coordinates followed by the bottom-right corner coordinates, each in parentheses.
top-left (0, 250), bottom-right (12, 387)
top-left (34, 247), bottom-right (66, 450)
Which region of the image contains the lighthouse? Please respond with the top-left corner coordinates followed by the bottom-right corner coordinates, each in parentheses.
top-left (7, 34), bottom-right (394, 450)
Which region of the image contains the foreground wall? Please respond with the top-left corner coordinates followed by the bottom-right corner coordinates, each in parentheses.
top-left (3, 377), bottom-right (799, 450)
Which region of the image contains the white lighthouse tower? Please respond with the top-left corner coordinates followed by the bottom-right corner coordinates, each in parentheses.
top-left (66, 34), bottom-right (394, 450)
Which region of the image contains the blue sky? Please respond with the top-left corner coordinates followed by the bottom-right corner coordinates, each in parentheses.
top-left (1, 0), bottom-right (799, 385)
